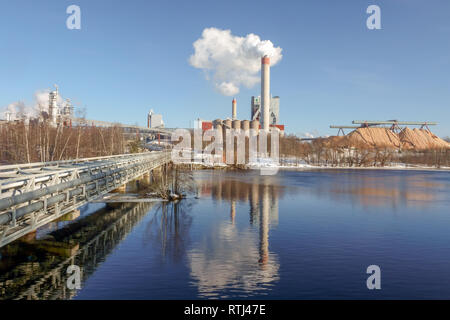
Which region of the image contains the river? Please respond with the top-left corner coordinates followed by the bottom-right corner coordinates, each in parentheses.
top-left (1, 169), bottom-right (449, 299)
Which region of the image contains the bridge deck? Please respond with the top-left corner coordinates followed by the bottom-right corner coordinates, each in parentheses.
top-left (0, 151), bottom-right (171, 247)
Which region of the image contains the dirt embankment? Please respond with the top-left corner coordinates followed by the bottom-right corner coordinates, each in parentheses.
top-left (325, 127), bottom-right (450, 150)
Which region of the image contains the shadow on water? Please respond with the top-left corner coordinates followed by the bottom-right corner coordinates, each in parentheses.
top-left (0, 202), bottom-right (154, 300)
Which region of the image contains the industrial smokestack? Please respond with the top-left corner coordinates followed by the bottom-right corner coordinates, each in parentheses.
top-left (232, 98), bottom-right (237, 120)
top-left (261, 56), bottom-right (270, 132)
top-left (48, 85), bottom-right (58, 126)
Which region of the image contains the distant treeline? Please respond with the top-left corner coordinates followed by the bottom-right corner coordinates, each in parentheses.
top-left (183, 131), bottom-right (449, 168)
top-left (0, 120), bottom-right (127, 164)
top-left (279, 135), bottom-right (450, 168)
top-left (2, 123), bottom-right (447, 168)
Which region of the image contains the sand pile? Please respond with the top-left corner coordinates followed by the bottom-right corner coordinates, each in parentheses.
top-left (323, 135), bottom-right (347, 147)
top-left (326, 127), bottom-right (449, 150)
top-left (399, 128), bottom-right (449, 150)
top-left (346, 127), bottom-right (401, 149)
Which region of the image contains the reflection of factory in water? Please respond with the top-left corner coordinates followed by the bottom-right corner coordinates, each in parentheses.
top-left (1, 172), bottom-right (286, 299)
top-left (188, 174), bottom-right (283, 297)
top-left (198, 176), bottom-right (280, 228)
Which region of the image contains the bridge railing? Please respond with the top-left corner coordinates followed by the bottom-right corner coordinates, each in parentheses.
top-left (71, 117), bottom-right (174, 135)
top-left (0, 151), bottom-right (171, 247)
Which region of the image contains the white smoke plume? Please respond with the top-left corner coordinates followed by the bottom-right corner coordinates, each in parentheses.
top-left (298, 131), bottom-right (320, 139)
top-left (1, 88), bottom-right (69, 121)
top-left (189, 28), bottom-right (283, 96)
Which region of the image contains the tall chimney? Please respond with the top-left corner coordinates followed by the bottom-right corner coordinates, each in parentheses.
top-left (49, 84), bottom-right (58, 127)
top-left (261, 55), bottom-right (270, 132)
top-left (232, 98), bottom-right (237, 120)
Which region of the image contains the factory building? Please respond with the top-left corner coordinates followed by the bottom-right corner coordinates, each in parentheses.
top-left (48, 85), bottom-right (59, 126)
top-left (147, 109), bottom-right (164, 128)
top-left (47, 85), bottom-right (74, 127)
top-left (251, 95), bottom-right (280, 125)
top-left (195, 56), bottom-right (285, 135)
top-left (1, 85), bottom-right (74, 127)
top-left (62, 99), bottom-right (74, 117)
top-left (194, 118), bottom-right (213, 131)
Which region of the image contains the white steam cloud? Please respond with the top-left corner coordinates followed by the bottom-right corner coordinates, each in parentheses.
top-left (1, 89), bottom-right (69, 121)
top-left (298, 131), bottom-right (321, 139)
top-left (189, 28), bottom-right (283, 96)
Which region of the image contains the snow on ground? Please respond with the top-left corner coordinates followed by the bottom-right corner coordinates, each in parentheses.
top-left (176, 156), bottom-right (450, 171)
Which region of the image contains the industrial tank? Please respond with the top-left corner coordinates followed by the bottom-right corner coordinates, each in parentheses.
top-left (224, 119), bottom-right (232, 129)
top-left (250, 120), bottom-right (260, 133)
top-left (241, 120), bottom-right (250, 131)
top-left (213, 119), bottom-right (223, 130)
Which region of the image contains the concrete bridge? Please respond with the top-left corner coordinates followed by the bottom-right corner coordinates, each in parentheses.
top-left (0, 151), bottom-right (171, 248)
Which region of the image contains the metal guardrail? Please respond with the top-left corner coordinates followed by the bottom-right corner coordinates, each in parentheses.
top-left (71, 117), bottom-right (175, 135)
top-left (0, 151), bottom-right (171, 247)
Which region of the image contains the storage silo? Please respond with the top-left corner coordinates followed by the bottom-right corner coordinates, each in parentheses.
top-left (213, 119), bottom-right (223, 130)
top-left (241, 120), bottom-right (250, 131)
top-left (250, 119), bottom-right (260, 134)
top-left (224, 118), bottom-right (232, 129)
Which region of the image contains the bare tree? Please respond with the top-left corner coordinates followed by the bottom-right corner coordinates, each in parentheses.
top-left (0, 119), bottom-right (127, 164)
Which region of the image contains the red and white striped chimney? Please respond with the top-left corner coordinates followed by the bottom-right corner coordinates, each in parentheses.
top-left (232, 98), bottom-right (237, 120)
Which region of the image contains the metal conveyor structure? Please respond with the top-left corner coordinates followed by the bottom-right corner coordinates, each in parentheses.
top-left (0, 151), bottom-right (171, 247)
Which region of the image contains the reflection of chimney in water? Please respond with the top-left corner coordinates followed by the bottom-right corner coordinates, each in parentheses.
top-left (259, 184), bottom-right (270, 267)
top-left (242, 182), bottom-right (249, 203)
top-left (270, 186), bottom-right (279, 226)
top-left (230, 200), bottom-right (236, 224)
top-left (250, 182), bottom-right (259, 225)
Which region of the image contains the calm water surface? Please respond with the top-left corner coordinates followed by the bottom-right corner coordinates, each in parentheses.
top-left (1, 169), bottom-right (450, 299)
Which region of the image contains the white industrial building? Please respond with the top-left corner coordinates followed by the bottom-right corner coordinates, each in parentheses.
top-left (1, 84), bottom-right (74, 126)
top-left (147, 109), bottom-right (164, 128)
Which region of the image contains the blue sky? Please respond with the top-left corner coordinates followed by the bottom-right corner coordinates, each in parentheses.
top-left (1, 0), bottom-right (449, 137)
